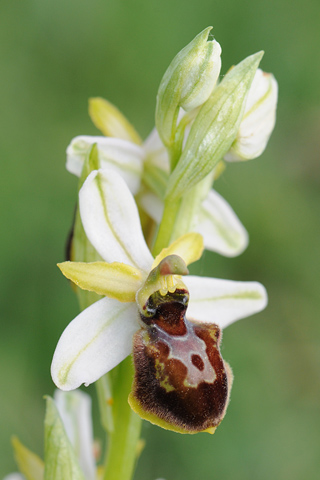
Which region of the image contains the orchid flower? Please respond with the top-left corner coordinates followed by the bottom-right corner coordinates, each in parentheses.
top-left (52, 169), bottom-right (267, 434)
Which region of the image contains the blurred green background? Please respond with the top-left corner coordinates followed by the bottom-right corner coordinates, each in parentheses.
top-left (1, 0), bottom-right (319, 478)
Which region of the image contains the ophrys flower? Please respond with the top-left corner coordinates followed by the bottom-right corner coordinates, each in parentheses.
top-left (52, 169), bottom-right (267, 433)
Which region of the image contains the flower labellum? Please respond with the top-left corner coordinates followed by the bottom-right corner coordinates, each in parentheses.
top-left (129, 260), bottom-right (233, 434)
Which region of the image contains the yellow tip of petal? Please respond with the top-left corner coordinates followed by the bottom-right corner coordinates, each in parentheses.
top-left (88, 97), bottom-right (142, 144)
top-left (152, 233), bottom-right (204, 269)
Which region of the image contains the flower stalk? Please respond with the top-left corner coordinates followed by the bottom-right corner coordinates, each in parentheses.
top-left (102, 357), bottom-right (142, 480)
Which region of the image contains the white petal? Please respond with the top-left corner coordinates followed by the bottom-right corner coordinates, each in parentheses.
top-left (54, 390), bottom-right (96, 480)
top-left (66, 136), bottom-right (144, 194)
top-left (79, 169), bottom-right (154, 272)
top-left (197, 189), bottom-right (248, 256)
top-left (185, 275), bottom-right (267, 329)
top-left (51, 297), bottom-right (139, 391)
top-left (143, 128), bottom-right (170, 172)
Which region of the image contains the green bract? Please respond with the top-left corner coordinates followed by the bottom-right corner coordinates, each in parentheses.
top-left (44, 397), bottom-right (86, 480)
top-left (166, 51), bottom-right (264, 200)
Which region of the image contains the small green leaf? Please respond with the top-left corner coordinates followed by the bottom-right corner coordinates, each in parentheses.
top-left (44, 396), bottom-right (86, 480)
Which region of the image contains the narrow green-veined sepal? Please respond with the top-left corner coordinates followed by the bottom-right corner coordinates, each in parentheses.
top-left (44, 397), bottom-right (86, 480)
top-left (11, 437), bottom-right (44, 480)
top-left (89, 97), bottom-right (142, 145)
top-left (166, 51), bottom-right (264, 200)
top-left (58, 261), bottom-right (143, 302)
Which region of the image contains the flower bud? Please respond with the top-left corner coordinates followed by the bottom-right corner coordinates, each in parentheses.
top-left (156, 27), bottom-right (221, 149)
top-left (224, 68), bottom-right (278, 161)
top-left (166, 51), bottom-right (263, 200)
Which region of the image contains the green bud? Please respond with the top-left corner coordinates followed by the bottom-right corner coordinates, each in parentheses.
top-left (44, 396), bottom-right (86, 480)
top-left (156, 27), bottom-right (221, 150)
top-left (166, 51), bottom-right (264, 200)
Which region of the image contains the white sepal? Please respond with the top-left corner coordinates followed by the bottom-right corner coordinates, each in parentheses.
top-left (51, 297), bottom-right (139, 391)
top-left (197, 189), bottom-right (248, 256)
top-left (66, 135), bottom-right (144, 194)
top-left (79, 169), bottom-right (154, 272)
top-left (185, 276), bottom-right (267, 329)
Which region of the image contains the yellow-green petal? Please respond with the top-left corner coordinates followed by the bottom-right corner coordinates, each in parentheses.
top-left (58, 261), bottom-right (143, 303)
top-left (152, 233), bottom-right (204, 269)
top-left (12, 437), bottom-right (44, 480)
top-left (89, 97), bottom-right (142, 145)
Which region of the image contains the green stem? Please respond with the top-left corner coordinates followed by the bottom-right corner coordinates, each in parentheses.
top-left (103, 357), bottom-right (142, 480)
top-left (152, 196), bottom-right (181, 256)
top-left (96, 374), bottom-right (114, 434)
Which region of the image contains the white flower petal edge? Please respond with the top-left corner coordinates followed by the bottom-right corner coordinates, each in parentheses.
top-left (54, 390), bottom-right (96, 480)
top-left (185, 276), bottom-right (267, 329)
top-left (197, 189), bottom-right (248, 256)
top-left (79, 169), bottom-right (154, 273)
top-left (66, 135), bottom-right (145, 194)
top-left (51, 297), bottom-right (139, 391)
